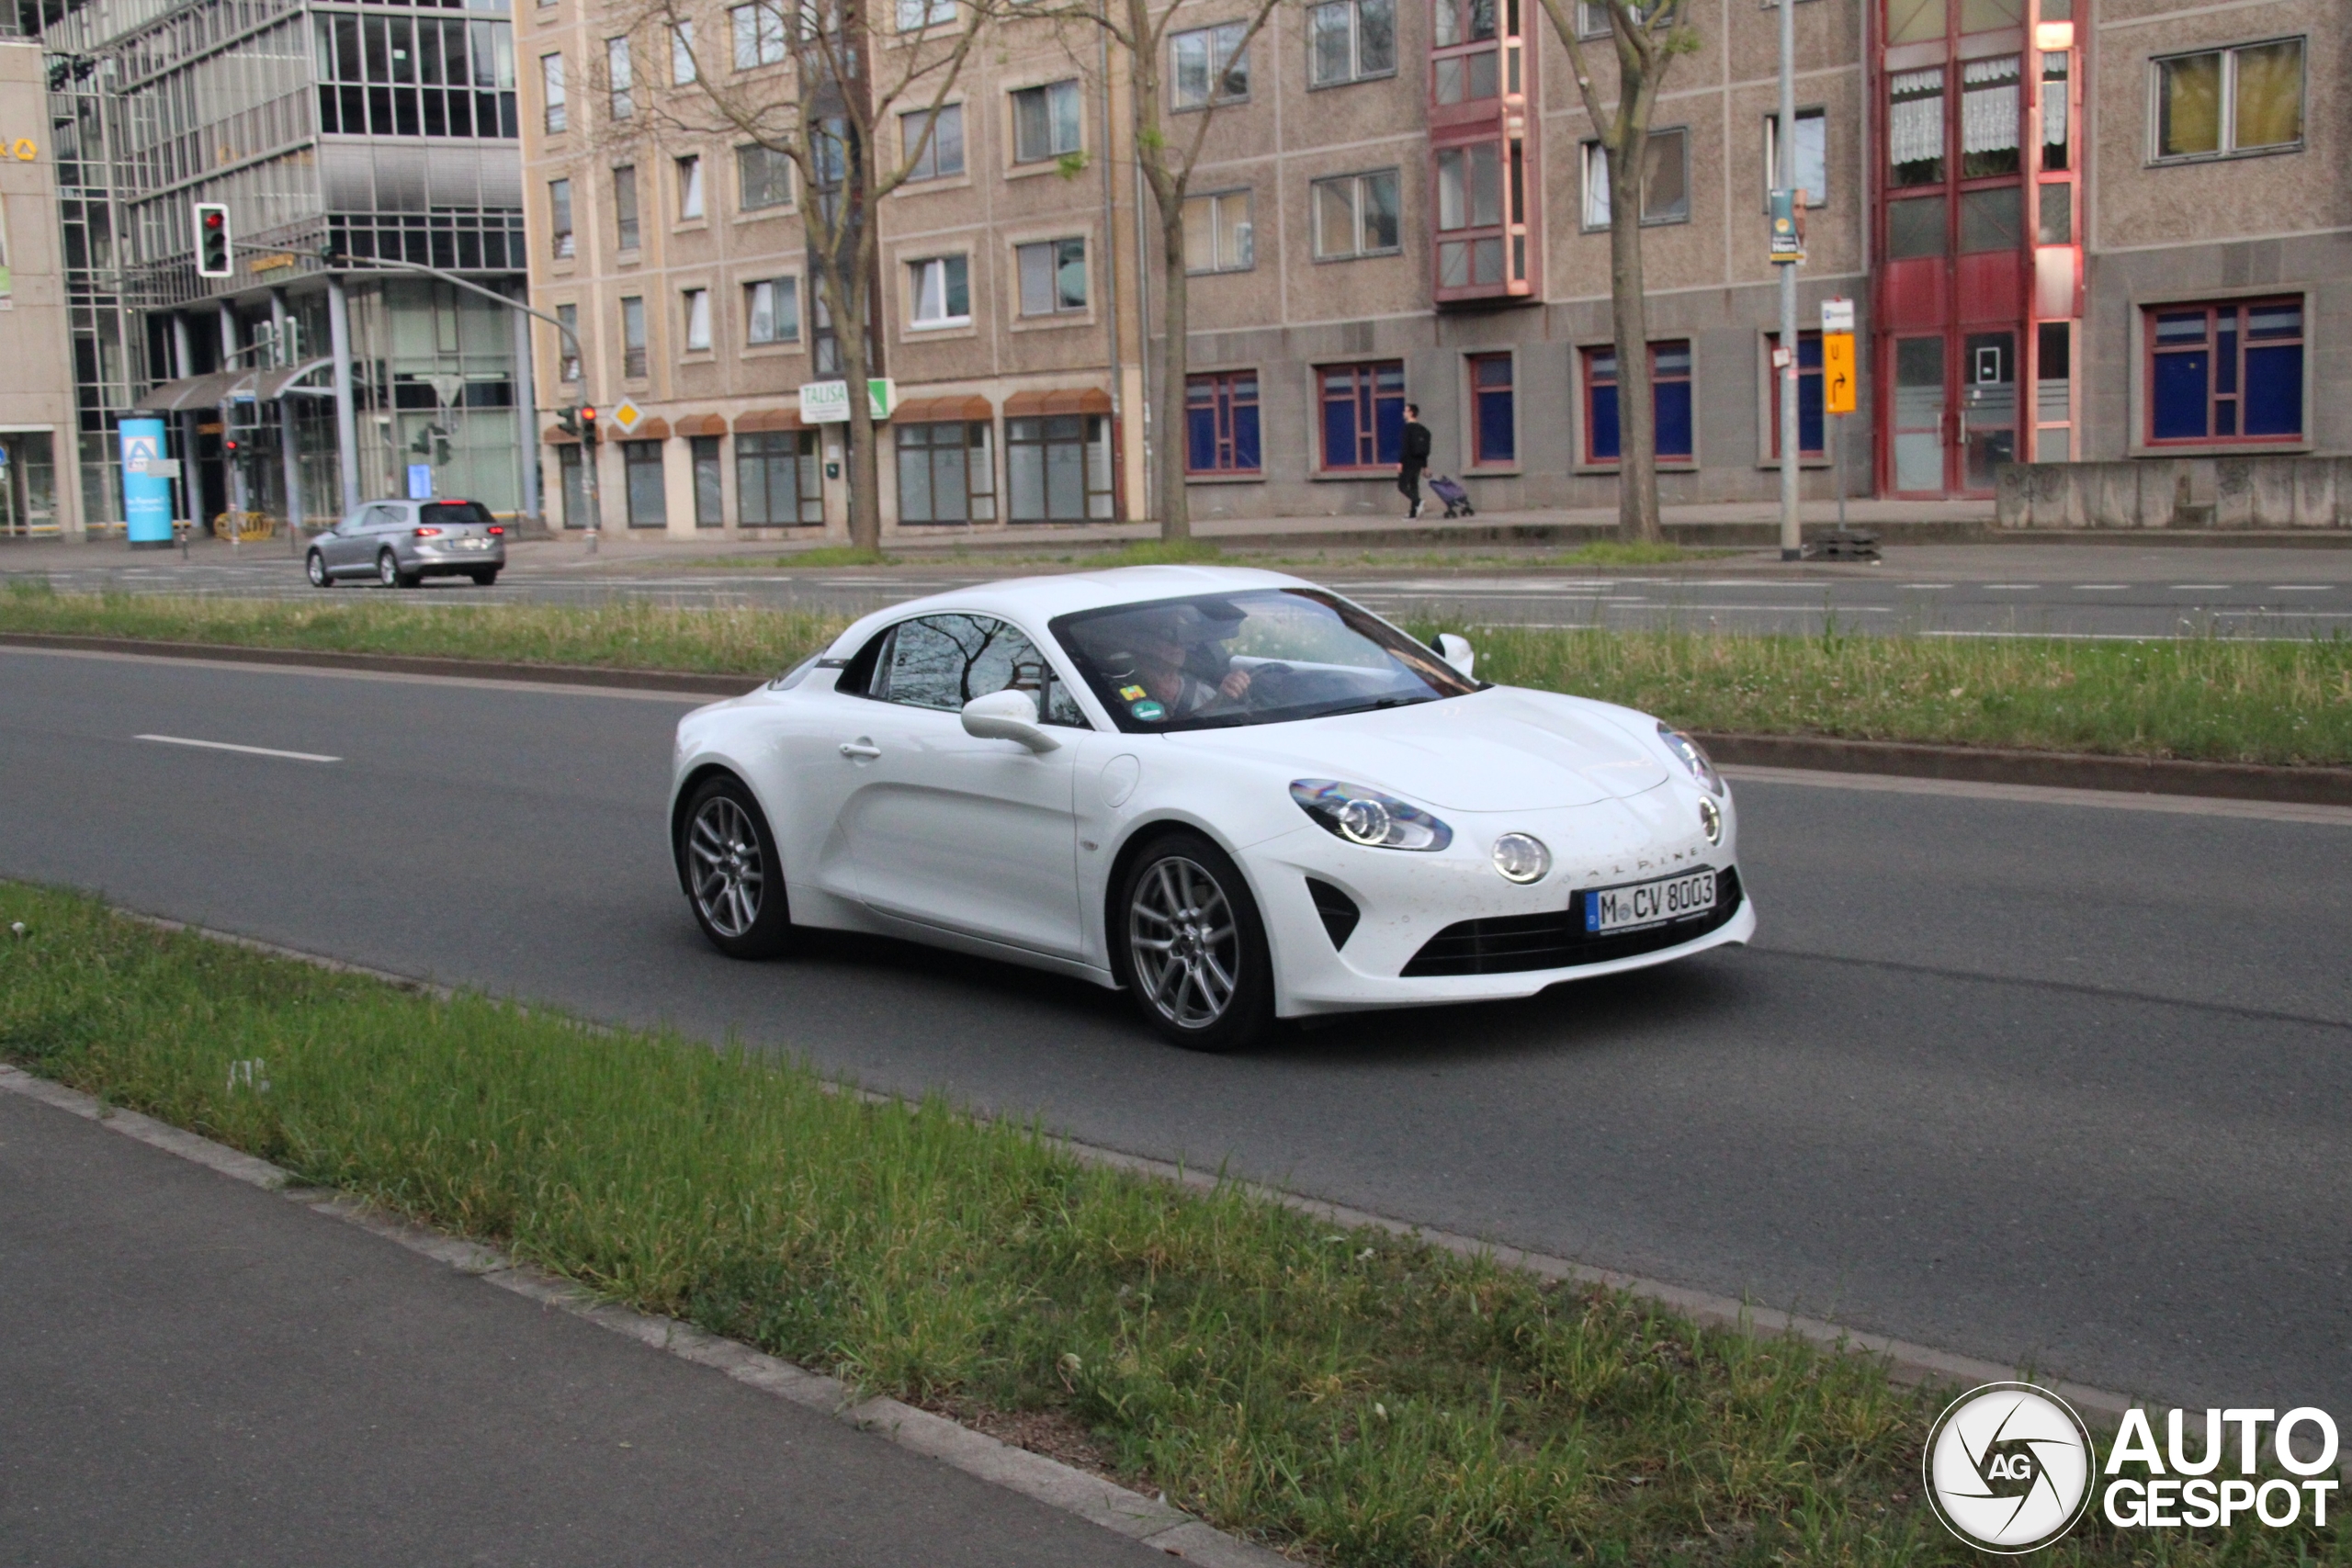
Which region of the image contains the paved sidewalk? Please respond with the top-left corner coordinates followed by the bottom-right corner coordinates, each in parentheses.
top-left (0, 1086), bottom-right (1174, 1568)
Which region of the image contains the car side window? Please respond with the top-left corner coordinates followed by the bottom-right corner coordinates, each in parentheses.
top-left (870, 614), bottom-right (1089, 727)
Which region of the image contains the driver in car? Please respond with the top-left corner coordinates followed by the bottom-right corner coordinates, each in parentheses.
top-left (1126, 605), bottom-right (1251, 720)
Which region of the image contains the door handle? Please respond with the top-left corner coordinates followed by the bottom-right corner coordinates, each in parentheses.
top-left (838, 740), bottom-right (881, 759)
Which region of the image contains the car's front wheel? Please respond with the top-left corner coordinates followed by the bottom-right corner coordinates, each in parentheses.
top-left (1117, 831), bottom-right (1273, 1052)
top-left (306, 550), bottom-right (331, 588)
top-left (676, 774), bottom-right (794, 959)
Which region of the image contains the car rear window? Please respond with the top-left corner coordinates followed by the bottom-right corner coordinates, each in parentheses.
top-left (420, 502), bottom-right (494, 525)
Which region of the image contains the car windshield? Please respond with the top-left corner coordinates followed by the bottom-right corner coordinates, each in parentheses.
top-left (1052, 588), bottom-right (1477, 732)
top-left (420, 502), bottom-right (493, 525)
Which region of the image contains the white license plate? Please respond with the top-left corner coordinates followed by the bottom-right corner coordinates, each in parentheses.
top-left (457, 537), bottom-right (490, 549)
top-left (1585, 870), bottom-right (1716, 934)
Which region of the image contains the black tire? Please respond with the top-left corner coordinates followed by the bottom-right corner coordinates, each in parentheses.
top-left (376, 549), bottom-right (415, 589)
top-left (1115, 830), bottom-right (1274, 1053)
top-left (306, 550), bottom-right (332, 587)
top-left (674, 774), bottom-right (794, 959)
top-left (469, 568), bottom-right (499, 587)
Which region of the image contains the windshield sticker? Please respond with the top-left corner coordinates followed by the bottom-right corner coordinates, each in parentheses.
top-left (1118, 684), bottom-right (1148, 702)
top-left (1129, 699), bottom-right (1167, 722)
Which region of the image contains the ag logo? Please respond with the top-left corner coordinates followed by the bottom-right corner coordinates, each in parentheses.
top-left (1925, 1382), bottom-right (2096, 1553)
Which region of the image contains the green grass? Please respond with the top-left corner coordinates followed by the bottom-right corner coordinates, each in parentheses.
top-left (4, 885), bottom-right (2335, 1567)
top-left (6, 581), bottom-right (2346, 765)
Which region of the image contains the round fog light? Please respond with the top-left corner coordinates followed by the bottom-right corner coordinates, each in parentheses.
top-left (1698, 797), bottom-right (1723, 845)
top-left (1491, 832), bottom-right (1551, 884)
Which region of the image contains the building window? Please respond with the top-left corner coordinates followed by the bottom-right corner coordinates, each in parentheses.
top-left (1958, 186), bottom-right (2019, 254)
top-left (1581, 130), bottom-right (1688, 229)
top-left (620, 295), bottom-right (648, 378)
top-left (1172, 23), bottom-right (1250, 108)
top-left (2146, 299), bottom-right (2304, 445)
top-left (1889, 66), bottom-right (1945, 186)
top-left (746, 276), bottom-right (799, 344)
top-left (898, 422), bottom-right (995, 523)
top-left (1469, 353), bottom-right (1513, 467)
top-left (1012, 81), bottom-right (1082, 164)
top-left (1436, 143), bottom-right (1505, 286)
top-left (738, 429), bottom-right (823, 524)
top-left (558, 444), bottom-right (586, 525)
top-left (1584, 341), bottom-right (1693, 465)
top-left (1763, 107), bottom-right (1826, 207)
top-left (1430, 0), bottom-right (1498, 106)
top-left (1886, 197), bottom-right (1945, 258)
top-left (897, 0), bottom-right (956, 29)
top-left (314, 15), bottom-right (524, 139)
top-left (1764, 331), bottom-right (1825, 459)
top-left (1007, 415), bottom-right (1113, 520)
top-left (683, 288), bottom-right (711, 351)
top-left (692, 435), bottom-right (723, 525)
top-left (624, 439), bottom-right (666, 525)
top-left (1016, 239), bottom-right (1087, 316)
top-left (614, 164), bottom-right (639, 249)
top-left (1186, 372), bottom-right (1260, 475)
top-left (1311, 170), bottom-right (1400, 259)
top-left (2154, 39), bottom-right (2303, 162)
top-left (555, 303), bottom-right (581, 382)
top-left (1318, 360), bottom-right (1405, 469)
top-left (671, 21), bottom-right (696, 83)
top-left (541, 52), bottom-right (566, 132)
top-left (606, 37), bottom-right (633, 120)
top-left (1572, 0), bottom-right (1609, 38)
top-left (548, 179), bottom-right (573, 257)
top-left (1183, 190), bottom-right (1253, 273)
top-left (909, 255), bottom-right (970, 327)
top-left (677, 155), bottom-right (704, 219)
top-left (903, 104), bottom-right (965, 180)
top-left (1308, 0), bottom-right (1395, 85)
top-left (739, 144), bottom-right (793, 210)
top-left (731, 1), bottom-right (786, 68)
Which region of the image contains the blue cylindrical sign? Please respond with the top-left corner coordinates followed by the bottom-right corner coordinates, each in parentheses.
top-left (119, 417), bottom-right (174, 546)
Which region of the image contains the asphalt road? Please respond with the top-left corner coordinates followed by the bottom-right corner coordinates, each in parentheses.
top-left (0, 1085), bottom-right (1177, 1567)
top-left (4, 647), bottom-right (2348, 1418)
top-left (11, 540), bottom-right (2352, 638)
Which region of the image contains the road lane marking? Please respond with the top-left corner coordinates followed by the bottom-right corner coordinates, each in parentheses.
top-left (2270, 584), bottom-right (2333, 592)
top-left (2170, 584), bottom-right (2231, 591)
top-left (2073, 584), bottom-right (2128, 591)
top-left (136, 733), bottom-right (342, 762)
top-left (1981, 582), bottom-right (2041, 590)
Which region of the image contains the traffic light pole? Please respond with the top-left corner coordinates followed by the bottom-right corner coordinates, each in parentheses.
top-left (305, 251), bottom-right (601, 550)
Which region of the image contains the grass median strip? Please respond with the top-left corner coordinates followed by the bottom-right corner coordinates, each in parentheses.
top-left (8, 581), bottom-right (2350, 766)
top-left (1, 886), bottom-right (2336, 1567)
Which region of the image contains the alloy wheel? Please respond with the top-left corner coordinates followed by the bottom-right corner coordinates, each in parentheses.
top-left (378, 551), bottom-right (398, 587)
top-left (687, 795), bottom-right (764, 938)
top-left (1127, 855), bottom-right (1239, 1030)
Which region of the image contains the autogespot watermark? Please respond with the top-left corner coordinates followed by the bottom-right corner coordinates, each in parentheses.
top-left (1924, 1383), bottom-right (2341, 1552)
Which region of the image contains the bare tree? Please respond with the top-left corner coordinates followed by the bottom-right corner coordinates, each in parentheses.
top-left (1051, 0), bottom-right (1284, 540)
top-left (1529, 0), bottom-right (1697, 543)
top-left (619, 0), bottom-right (996, 550)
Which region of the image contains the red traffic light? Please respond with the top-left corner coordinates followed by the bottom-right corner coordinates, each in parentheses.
top-left (580, 407), bottom-right (596, 420)
top-left (202, 209), bottom-right (224, 230)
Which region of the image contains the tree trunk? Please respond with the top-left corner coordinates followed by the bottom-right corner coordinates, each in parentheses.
top-left (1608, 130), bottom-right (1663, 545)
top-left (1156, 209), bottom-right (1190, 541)
top-left (839, 267), bottom-right (881, 553)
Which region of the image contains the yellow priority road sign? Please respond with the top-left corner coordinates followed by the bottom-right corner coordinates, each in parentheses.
top-left (1823, 332), bottom-right (1857, 415)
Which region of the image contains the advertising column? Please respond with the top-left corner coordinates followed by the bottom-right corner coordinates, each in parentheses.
top-left (119, 417), bottom-right (175, 548)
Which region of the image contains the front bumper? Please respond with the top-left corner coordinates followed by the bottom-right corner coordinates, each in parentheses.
top-left (1241, 787), bottom-right (1751, 1016)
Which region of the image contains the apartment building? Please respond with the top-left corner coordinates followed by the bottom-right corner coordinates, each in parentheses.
top-left (0, 37), bottom-right (82, 535)
top-left (520, 0), bottom-right (2343, 536)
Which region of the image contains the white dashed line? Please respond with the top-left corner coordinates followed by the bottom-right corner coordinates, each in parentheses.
top-left (135, 734), bottom-right (343, 763)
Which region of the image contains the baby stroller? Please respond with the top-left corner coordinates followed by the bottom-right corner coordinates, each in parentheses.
top-left (1426, 474), bottom-right (1475, 519)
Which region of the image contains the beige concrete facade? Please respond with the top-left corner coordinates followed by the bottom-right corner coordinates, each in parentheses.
top-left (0, 42), bottom-right (88, 537)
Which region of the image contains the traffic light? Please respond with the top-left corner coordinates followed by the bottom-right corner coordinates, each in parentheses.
top-left (579, 406), bottom-right (599, 446)
top-left (557, 406), bottom-right (582, 441)
top-left (194, 202), bottom-right (232, 277)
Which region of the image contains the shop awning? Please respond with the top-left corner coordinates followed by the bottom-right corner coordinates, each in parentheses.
top-left (891, 394), bottom-right (994, 423)
top-left (673, 413), bottom-right (729, 438)
top-left (1002, 387), bottom-right (1112, 417)
top-left (735, 408), bottom-right (806, 432)
top-left (130, 357), bottom-right (337, 412)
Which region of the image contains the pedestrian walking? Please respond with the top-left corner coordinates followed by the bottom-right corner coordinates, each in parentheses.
top-left (1398, 403), bottom-right (1431, 518)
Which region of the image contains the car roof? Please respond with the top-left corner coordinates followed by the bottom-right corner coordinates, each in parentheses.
top-left (822, 565), bottom-right (1315, 657)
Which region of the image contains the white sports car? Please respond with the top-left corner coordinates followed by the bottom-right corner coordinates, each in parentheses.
top-left (669, 566), bottom-right (1752, 1050)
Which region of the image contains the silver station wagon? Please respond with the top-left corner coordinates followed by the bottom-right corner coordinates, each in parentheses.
top-left (306, 499), bottom-right (506, 589)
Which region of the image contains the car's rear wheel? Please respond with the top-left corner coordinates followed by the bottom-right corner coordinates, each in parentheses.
top-left (676, 775), bottom-right (793, 959)
top-left (1117, 832), bottom-right (1273, 1052)
top-left (469, 568), bottom-right (499, 587)
top-left (377, 549), bottom-right (417, 589)
top-left (306, 550), bottom-right (332, 587)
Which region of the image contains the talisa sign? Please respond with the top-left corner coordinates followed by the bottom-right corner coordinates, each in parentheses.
top-left (798, 379), bottom-right (897, 423)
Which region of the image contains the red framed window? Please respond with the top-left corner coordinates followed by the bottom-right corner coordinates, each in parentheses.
top-left (1583, 341), bottom-right (1692, 465)
top-left (1185, 372), bottom-right (1261, 474)
top-left (1468, 353), bottom-right (1514, 466)
top-left (1318, 360), bottom-right (1405, 469)
top-left (1765, 331), bottom-right (1826, 459)
top-left (2146, 299), bottom-right (2304, 446)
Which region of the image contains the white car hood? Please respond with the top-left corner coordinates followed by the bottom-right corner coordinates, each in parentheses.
top-left (1169, 688), bottom-right (1669, 810)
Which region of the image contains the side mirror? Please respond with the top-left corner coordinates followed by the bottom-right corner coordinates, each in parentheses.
top-left (961, 688), bottom-right (1060, 753)
top-left (1433, 633), bottom-right (1476, 680)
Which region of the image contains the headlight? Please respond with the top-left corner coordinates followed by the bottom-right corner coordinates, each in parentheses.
top-left (1657, 723), bottom-right (1724, 796)
top-left (1698, 797), bottom-right (1723, 845)
top-left (1290, 780), bottom-right (1453, 852)
top-left (1491, 832), bottom-right (1551, 883)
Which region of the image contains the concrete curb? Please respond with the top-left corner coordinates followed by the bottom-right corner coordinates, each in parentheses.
top-left (0, 1063), bottom-right (1292, 1568)
top-left (9, 629), bottom-right (2346, 808)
